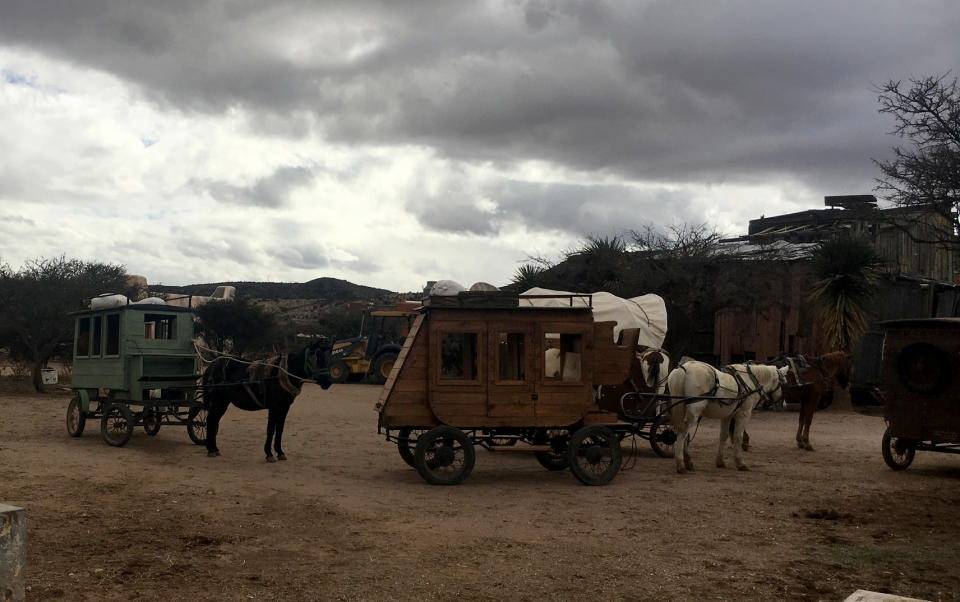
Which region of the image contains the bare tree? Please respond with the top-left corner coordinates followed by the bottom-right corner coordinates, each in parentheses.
top-left (874, 74), bottom-right (960, 245)
top-left (0, 257), bottom-right (128, 391)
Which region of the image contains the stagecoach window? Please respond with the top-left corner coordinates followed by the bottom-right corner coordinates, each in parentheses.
top-left (92, 316), bottom-right (103, 357)
top-left (105, 314), bottom-right (120, 355)
top-left (440, 333), bottom-right (478, 380)
top-left (497, 333), bottom-right (525, 381)
top-left (544, 333), bottom-right (583, 382)
top-left (144, 314), bottom-right (176, 340)
top-left (76, 317), bottom-right (91, 357)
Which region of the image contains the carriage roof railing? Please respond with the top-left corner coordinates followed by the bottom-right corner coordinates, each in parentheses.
top-left (424, 291), bottom-right (594, 309)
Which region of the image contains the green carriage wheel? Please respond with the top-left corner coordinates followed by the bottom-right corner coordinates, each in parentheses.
top-left (187, 407), bottom-right (208, 445)
top-left (101, 403), bottom-right (134, 447)
top-left (66, 395), bottom-right (86, 437)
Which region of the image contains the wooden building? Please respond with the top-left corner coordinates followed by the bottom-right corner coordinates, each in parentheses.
top-left (713, 196), bottom-right (958, 370)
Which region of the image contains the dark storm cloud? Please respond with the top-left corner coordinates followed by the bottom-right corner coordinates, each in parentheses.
top-left (3, 1), bottom-right (958, 192)
top-left (488, 179), bottom-right (695, 236)
top-left (201, 166), bottom-right (314, 208)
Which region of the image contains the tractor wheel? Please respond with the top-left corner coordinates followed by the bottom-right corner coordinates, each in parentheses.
top-left (328, 360), bottom-right (351, 384)
top-left (371, 352), bottom-right (399, 384)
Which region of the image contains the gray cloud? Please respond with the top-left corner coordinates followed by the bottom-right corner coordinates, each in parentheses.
top-left (201, 165), bottom-right (315, 208)
top-left (3, 1), bottom-right (954, 197)
top-left (267, 244), bottom-right (330, 270)
top-left (488, 179), bottom-right (696, 236)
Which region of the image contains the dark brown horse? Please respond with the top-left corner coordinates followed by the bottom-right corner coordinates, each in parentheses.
top-left (202, 341), bottom-right (332, 461)
top-left (785, 351), bottom-right (850, 450)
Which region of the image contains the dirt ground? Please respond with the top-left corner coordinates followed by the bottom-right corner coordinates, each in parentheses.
top-left (2, 380), bottom-right (959, 602)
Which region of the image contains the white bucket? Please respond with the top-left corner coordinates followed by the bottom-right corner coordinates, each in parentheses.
top-left (40, 368), bottom-right (58, 385)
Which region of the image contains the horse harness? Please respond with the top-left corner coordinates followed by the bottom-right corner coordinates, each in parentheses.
top-left (237, 355), bottom-right (303, 409)
top-left (677, 362), bottom-right (781, 412)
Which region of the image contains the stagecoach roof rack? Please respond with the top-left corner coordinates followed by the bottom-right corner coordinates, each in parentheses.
top-left (424, 290), bottom-right (593, 309)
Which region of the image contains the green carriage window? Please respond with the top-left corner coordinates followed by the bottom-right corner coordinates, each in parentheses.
top-left (497, 332), bottom-right (525, 381)
top-left (144, 314), bottom-right (176, 340)
top-left (76, 317), bottom-right (91, 357)
top-left (544, 333), bottom-right (583, 382)
top-left (440, 333), bottom-right (478, 380)
top-left (105, 314), bottom-right (120, 355)
top-left (91, 316), bottom-right (103, 356)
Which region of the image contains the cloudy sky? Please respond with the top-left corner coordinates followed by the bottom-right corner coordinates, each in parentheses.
top-left (1, 1), bottom-right (957, 292)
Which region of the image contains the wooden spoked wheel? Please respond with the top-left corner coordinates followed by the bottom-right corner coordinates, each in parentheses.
top-left (142, 408), bottom-right (162, 436)
top-left (100, 403), bottom-right (134, 447)
top-left (649, 414), bottom-right (677, 458)
top-left (881, 425), bottom-right (915, 470)
top-left (187, 407), bottom-right (208, 445)
top-left (396, 427), bottom-right (425, 467)
top-left (414, 426), bottom-right (476, 485)
top-left (66, 395), bottom-right (86, 437)
top-left (568, 425), bottom-right (622, 486)
top-left (534, 430), bottom-right (569, 471)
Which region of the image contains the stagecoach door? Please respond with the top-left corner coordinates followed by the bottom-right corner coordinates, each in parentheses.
top-left (487, 323), bottom-right (536, 419)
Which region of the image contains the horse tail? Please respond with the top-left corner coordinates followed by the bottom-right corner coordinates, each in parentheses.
top-left (666, 367), bottom-right (687, 428)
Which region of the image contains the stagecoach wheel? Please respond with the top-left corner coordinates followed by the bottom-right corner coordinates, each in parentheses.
top-left (142, 408), bottom-right (162, 436)
top-left (414, 426), bottom-right (476, 486)
top-left (66, 395), bottom-right (86, 437)
top-left (328, 360), bottom-right (351, 384)
top-left (534, 430), bottom-right (569, 471)
top-left (100, 403), bottom-right (134, 447)
top-left (649, 415), bottom-right (677, 458)
top-left (881, 425), bottom-right (915, 470)
top-left (396, 427), bottom-right (424, 467)
top-left (568, 425), bottom-right (622, 486)
top-left (187, 407), bottom-right (208, 446)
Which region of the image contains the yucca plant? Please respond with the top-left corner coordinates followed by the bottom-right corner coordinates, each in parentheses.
top-left (808, 236), bottom-right (883, 353)
top-left (511, 263), bottom-right (548, 292)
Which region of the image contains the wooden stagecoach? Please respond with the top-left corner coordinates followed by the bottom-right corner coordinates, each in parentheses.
top-left (376, 291), bottom-right (640, 485)
top-left (66, 299), bottom-right (207, 447)
top-left (879, 318), bottom-right (960, 470)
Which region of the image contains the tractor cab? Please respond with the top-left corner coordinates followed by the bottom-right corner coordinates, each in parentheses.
top-left (329, 303), bottom-right (420, 383)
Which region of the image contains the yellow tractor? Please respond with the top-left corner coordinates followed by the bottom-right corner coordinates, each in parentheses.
top-left (328, 304), bottom-right (420, 384)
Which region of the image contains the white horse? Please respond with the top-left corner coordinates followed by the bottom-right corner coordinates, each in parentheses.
top-left (667, 361), bottom-right (788, 474)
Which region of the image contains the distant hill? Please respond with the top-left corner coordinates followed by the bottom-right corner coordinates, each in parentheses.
top-left (150, 277), bottom-right (396, 301)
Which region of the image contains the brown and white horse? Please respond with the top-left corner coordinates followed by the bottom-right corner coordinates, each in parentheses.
top-left (784, 351), bottom-right (850, 451)
top-left (667, 361), bottom-right (788, 473)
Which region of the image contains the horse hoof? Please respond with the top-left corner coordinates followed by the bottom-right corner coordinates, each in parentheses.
top-left (716, 461), bottom-right (725, 469)
top-left (737, 464), bottom-right (749, 471)
top-left (676, 466), bottom-right (687, 474)
top-left (277, 454), bottom-right (287, 461)
top-left (804, 444), bottom-right (814, 451)
top-left (207, 451), bottom-right (220, 458)
top-left (266, 456), bottom-right (277, 463)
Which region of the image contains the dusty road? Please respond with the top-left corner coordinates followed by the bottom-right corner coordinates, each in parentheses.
top-left (1, 380), bottom-right (958, 601)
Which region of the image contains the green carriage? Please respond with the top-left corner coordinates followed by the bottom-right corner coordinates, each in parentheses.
top-left (66, 299), bottom-right (207, 447)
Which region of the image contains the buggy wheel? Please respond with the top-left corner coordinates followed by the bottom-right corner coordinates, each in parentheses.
top-left (534, 429), bottom-right (569, 470)
top-left (66, 395), bottom-right (85, 437)
top-left (649, 415), bottom-right (677, 458)
top-left (569, 425), bottom-right (622, 486)
top-left (187, 407), bottom-right (208, 445)
top-left (100, 403), bottom-right (134, 447)
top-left (534, 450), bottom-right (568, 471)
top-left (142, 408), bottom-right (162, 436)
top-left (414, 426), bottom-right (475, 486)
top-left (328, 360), bottom-right (351, 384)
top-left (396, 427), bottom-right (423, 467)
top-left (881, 425), bottom-right (915, 470)
top-left (371, 352), bottom-right (398, 385)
